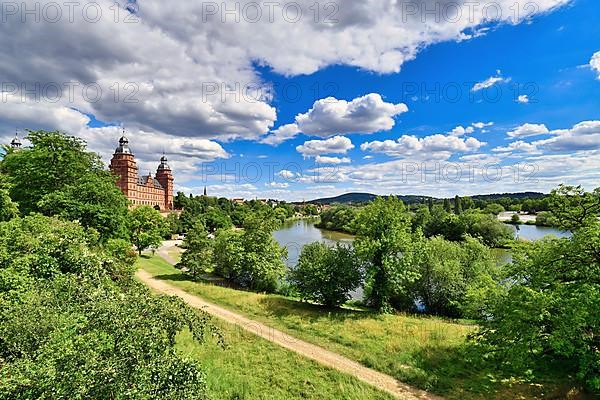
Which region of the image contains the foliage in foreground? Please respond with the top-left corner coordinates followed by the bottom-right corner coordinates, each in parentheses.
top-left (0, 215), bottom-right (213, 399)
top-left (474, 222), bottom-right (600, 392)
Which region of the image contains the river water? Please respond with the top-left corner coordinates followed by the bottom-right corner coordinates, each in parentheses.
top-left (274, 219), bottom-right (572, 268)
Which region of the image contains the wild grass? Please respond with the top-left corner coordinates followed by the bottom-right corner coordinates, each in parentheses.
top-left (176, 320), bottom-right (394, 400)
top-left (139, 255), bottom-right (593, 400)
top-left (166, 245), bottom-right (183, 263)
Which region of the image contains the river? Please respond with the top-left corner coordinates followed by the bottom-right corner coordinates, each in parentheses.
top-left (274, 219), bottom-right (571, 268)
top-left (273, 219), bottom-right (354, 268)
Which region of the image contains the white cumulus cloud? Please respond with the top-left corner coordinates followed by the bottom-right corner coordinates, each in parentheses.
top-left (590, 51), bottom-right (600, 79)
top-left (297, 136), bottom-right (355, 157)
top-left (507, 123), bottom-right (550, 138)
top-left (361, 134), bottom-right (485, 159)
top-left (315, 156), bottom-right (352, 165)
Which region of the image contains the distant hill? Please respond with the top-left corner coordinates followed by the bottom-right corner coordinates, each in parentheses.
top-left (308, 191), bottom-right (546, 205)
top-left (470, 192), bottom-right (546, 201)
top-left (308, 192), bottom-right (432, 205)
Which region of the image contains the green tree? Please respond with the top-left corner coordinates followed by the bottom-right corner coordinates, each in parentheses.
top-left (535, 211), bottom-right (557, 227)
top-left (474, 222), bottom-right (600, 391)
top-left (0, 189), bottom-right (18, 222)
top-left (203, 207), bottom-right (232, 232)
top-left (213, 214), bottom-right (286, 293)
top-left (0, 130), bottom-right (105, 214)
top-left (239, 214), bottom-right (287, 292)
top-left (165, 212), bottom-right (182, 236)
top-left (178, 221), bottom-right (213, 278)
top-left (0, 276), bottom-right (211, 400)
top-left (274, 206), bottom-right (289, 223)
top-left (548, 185), bottom-right (600, 231)
top-left (0, 216), bottom-right (212, 399)
top-left (37, 174), bottom-right (129, 241)
top-left (128, 206), bottom-right (168, 255)
top-left (510, 213), bottom-right (521, 224)
top-left (290, 243), bottom-right (363, 307)
top-left (407, 236), bottom-right (498, 317)
top-left (483, 203), bottom-right (505, 215)
top-left (454, 195), bottom-right (463, 215)
top-left (213, 229), bottom-right (244, 281)
top-left (354, 197), bottom-right (417, 312)
top-left (460, 211), bottom-right (514, 247)
top-left (443, 198), bottom-right (451, 213)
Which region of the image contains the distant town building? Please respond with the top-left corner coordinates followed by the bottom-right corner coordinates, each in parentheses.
top-left (109, 134), bottom-right (173, 211)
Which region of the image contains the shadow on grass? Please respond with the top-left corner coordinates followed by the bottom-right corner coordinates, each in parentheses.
top-left (257, 296), bottom-right (374, 323)
top-left (403, 343), bottom-right (594, 400)
top-left (154, 273), bottom-right (193, 282)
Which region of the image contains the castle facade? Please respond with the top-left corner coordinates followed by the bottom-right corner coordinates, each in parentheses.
top-left (109, 136), bottom-right (174, 211)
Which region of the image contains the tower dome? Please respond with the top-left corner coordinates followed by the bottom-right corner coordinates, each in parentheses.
top-left (157, 153), bottom-right (171, 171)
top-left (10, 133), bottom-right (22, 149)
top-left (114, 129), bottom-right (132, 154)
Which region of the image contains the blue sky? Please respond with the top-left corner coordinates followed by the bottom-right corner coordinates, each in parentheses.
top-left (2, 0), bottom-right (599, 200)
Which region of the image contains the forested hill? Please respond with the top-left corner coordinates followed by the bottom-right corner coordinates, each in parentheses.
top-left (309, 191), bottom-right (546, 205)
top-left (308, 193), bottom-right (430, 205)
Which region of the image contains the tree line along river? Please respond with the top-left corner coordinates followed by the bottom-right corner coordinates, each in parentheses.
top-left (273, 219), bottom-right (572, 268)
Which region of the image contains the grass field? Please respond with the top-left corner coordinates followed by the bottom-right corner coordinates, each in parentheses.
top-left (177, 320), bottom-right (394, 400)
top-left (139, 255), bottom-right (592, 400)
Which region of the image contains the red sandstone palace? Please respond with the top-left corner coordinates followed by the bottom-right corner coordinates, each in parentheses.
top-left (109, 135), bottom-right (174, 211)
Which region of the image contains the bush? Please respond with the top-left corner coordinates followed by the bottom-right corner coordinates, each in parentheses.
top-left (289, 242), bottom-right (363, 307)
top-left (393, 236), bottom-right (499, 318)
top-left (213, 214), bottom-right (286, 293)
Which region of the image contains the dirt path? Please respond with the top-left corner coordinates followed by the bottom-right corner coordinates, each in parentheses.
top-left (137, 244), bottom-right (443, 400)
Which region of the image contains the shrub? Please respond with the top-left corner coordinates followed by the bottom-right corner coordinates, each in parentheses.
top-left (290, 242), bottom-right (363, 307)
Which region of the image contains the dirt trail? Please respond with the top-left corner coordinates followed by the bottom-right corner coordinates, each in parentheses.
top-left (137, 243), bottom-right (444, 400)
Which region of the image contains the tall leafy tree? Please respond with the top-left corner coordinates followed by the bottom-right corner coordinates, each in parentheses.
top-left (0, 130), bottom-right (104, 214)
top-left (213, 229), bottom-right (244, 281)
top-left (454, 195), bottom-right (463, 215)
top-left (427, 197), bottom-right (434, 212)
top-left (443, 198), bottom-right (452, 213)
top-left (0, 215), bottom-right (212, 399)
top-left (213, 214), bottom-right (286, 293)
top-left (37, 174), bottom-right (129, 241)
top-left (406, 236), bottom-right (498, 317)
top-left (239, 214), bottom-right (287, 292)
top-left (177, 221), bottom-right (213, 278)
top-left (128, 206), bottom-right (168, 255)
top-left (354, 197), bottom-right (417, 312)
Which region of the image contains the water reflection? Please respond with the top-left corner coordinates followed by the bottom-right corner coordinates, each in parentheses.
top-left (273, 219), bottom-right (354, 268)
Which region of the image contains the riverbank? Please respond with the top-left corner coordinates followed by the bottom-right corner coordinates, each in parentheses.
top-left (137, 254), bottom-right (587, 400)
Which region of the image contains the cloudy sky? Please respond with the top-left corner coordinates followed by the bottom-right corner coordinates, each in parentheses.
top-left (2, 0), bottom-right (599, 200)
